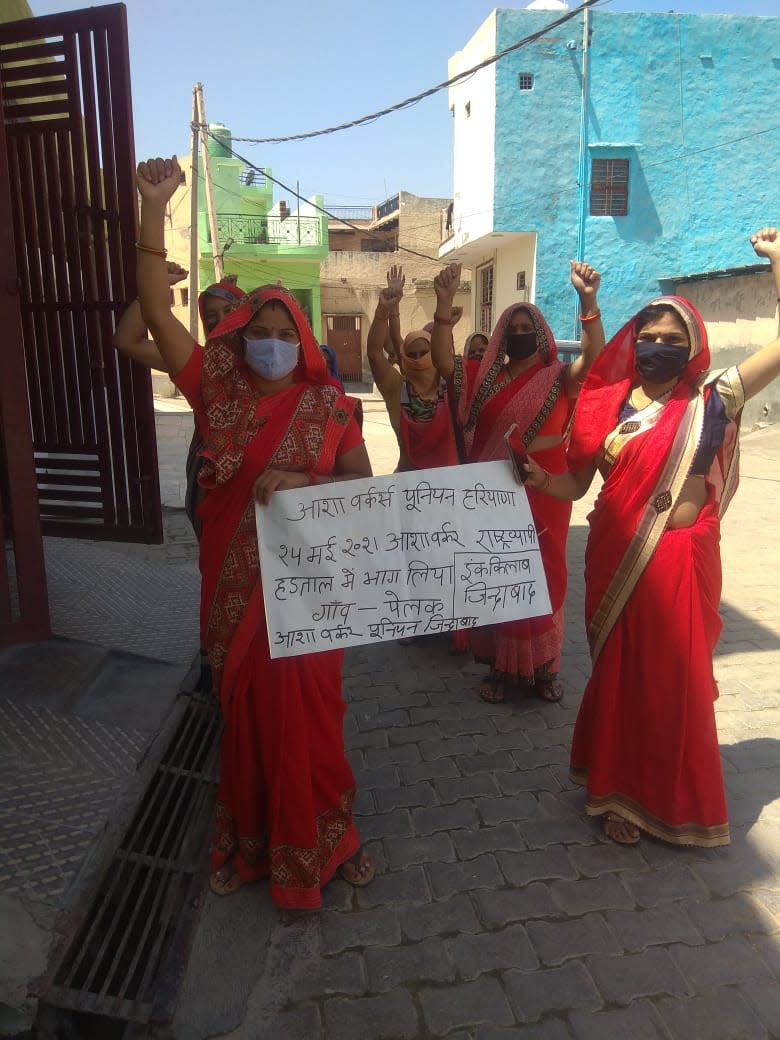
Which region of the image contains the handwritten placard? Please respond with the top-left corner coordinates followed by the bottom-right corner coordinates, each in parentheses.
top-left (256, 461), bottom-right (551, 659)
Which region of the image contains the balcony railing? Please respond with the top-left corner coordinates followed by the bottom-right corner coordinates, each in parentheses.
top-left (239, 168), bottom-right (267, 188)
top-left (210, 213), bottom-right (322, 247)
top-left (375, 194), bottom-right (399, 221)
top-left (327, 206), bottom-right (373, 221)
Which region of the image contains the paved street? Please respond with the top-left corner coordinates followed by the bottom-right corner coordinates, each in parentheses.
top-left (156, 398), bottom-right (780, 1040)
top-left (3, 392), bottom-right (778, 1039)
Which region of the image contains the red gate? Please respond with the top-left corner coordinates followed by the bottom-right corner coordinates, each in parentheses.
top-left (0, 4), bottom-right (163, 543)
top-left (0, 73), bottom-right (50, 646)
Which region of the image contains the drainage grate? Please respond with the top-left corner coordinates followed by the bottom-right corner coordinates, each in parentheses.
top-left (39, 690), bottom-right (222, 1026)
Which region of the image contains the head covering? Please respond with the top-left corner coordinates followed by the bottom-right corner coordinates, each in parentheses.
top-left (401, 329), bottom-right (431, 353)
top-left (400, 329), bottom-right (434, 376)
top-left (197, 279), bottom-right (246, 330)
top-left (199, 286), bottom-right (330, 486)
top-left (320, 344), bottom-right (344, 388)
top-left (460, 303), bottom-right (558, 431)
top-left (567, 295), bottom-right (710, 470)
top-left (464, 331), bottom-right (488, 358)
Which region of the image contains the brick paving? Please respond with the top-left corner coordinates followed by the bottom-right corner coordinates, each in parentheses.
top-left (168, 405), bottom-right (780, 1039)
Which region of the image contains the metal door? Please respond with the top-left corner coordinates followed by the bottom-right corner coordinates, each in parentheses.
top-left (0, 76), bottom-right (50, 646)
top-left (326, 314), bottom-right (363, 382)
top-left (0, 4), bottom-right (163, 542)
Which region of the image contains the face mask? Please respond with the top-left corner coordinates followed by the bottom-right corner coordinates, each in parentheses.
top-left (244, 337), bottom-right (299, 380)
top-left (505, 332), bottom-right (538, 360)
top-left (633, 340), bottom-right (689, 383)
top-left (403, 354), bottom-right (433, 373)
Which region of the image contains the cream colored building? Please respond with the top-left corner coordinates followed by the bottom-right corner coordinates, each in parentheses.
top-left (321, 192), bottom-right (472, 386)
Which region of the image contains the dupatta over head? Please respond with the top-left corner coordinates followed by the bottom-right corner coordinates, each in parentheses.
top-left (459, 302), bottom-right (560, 434)
top-left (198, 286), bottom-right (331, 488)
top-left (197, 279), bottom-right (246, 327)
top-left (567, 295), bottom-right (710, 471)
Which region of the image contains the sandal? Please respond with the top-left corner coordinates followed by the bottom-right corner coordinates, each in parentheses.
top-left (479, 673), bottom-right (507, 704)
top-left (340, 848), bottom-right (375, 887)
top-left (602, 812), bottom-right (641, 845)
top-left (535, 679), bottom-right (563, 703)
top-left (209, 864), bottom-right (243, 896)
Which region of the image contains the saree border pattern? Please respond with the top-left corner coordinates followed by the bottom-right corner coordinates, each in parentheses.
top-left (588, 389), bottom-right (706, 664)
top-left (569, 769), bottom-right (730, 848)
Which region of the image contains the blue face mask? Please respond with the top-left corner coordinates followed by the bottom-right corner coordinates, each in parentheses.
top-left (634, 340), bottom-right (689, 384)
top-left (244, 337), bottom-right (299, 380)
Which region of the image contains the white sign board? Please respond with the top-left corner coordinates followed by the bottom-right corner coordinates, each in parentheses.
top-left (256, 461), bottom-right (551, 659)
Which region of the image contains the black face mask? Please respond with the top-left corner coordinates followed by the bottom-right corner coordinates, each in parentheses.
top-left (506, 332), bottom-right (538, 360)
top-left (634, 340), bottom-right (689, 383)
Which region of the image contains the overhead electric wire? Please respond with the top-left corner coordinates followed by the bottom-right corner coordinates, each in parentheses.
top-left (193, 0), bottom-right (609, 146)
top-left (203, 131), bottom-right (445, 264)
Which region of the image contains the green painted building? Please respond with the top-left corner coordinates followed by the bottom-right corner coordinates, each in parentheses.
top-left (198, 124), bottom-right (328, 328)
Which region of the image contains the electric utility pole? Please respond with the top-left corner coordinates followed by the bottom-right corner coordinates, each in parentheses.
top-left (194, 82), bottom-right (224, 282)
top-left (188, 86), bottom-right (200, 339)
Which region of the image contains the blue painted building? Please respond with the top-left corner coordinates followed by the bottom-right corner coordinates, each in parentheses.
top-left (442, 6), bottom-right (780, 345)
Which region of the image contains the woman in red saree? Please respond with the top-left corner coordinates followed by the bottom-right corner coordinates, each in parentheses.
top-left (431, 260), bottom-right (604, 703)
top-left (367, 269), bottom-right (459, 473)
top-left (135, 156), bottom-right (375, 907)
top-left (524, 226), bottom-right (780, 847)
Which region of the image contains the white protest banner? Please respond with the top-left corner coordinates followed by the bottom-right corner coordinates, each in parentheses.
top-left (256, 461), bottom-right (551, 659)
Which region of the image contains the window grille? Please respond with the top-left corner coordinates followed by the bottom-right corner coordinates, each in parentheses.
top-left (518, 73), bottom-right (534, 90)
top-left (590, 158), bottom-right (629, 216)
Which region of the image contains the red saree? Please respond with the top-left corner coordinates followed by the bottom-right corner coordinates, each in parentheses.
top-left (177, 287), bottom-right (364, 907)
top-left (399, 392), bottom-right (459, 470)
top-left (453, 305), bottom-right (574, 684)
top-left (568, 296), bottom-right (743, 846)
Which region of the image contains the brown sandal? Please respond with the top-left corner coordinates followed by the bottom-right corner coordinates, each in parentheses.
top-left (479, 673), bottom-right (507, 703)
top-left (340, 848), bottom-right (375, 887)
top-left (602, 812), bottom-right (641, 845)
top-left (535, 679), bottom-right (563, 703)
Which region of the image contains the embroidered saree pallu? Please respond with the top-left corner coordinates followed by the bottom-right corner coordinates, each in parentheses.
top-left (176, 287), bottom-right (364, 908)
top-left (567, 296), bottom-right (743, 847)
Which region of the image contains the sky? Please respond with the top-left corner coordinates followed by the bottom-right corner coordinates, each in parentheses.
top-left (28, 0), bottom-right (780, 208)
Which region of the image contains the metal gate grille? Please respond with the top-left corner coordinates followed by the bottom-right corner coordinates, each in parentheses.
top-left (40, 691), bottom-right (222, 1025)
top-left (0, 4), bottom-right (163, 542)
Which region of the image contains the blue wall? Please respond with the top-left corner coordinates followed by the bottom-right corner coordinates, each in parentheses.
top-left (493, 10), bottom-right (780, 341)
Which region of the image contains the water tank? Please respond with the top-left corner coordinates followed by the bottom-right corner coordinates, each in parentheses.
top-left (208, 123), bottom-right (232, 158)
top-left (525, 0), bottom-right (569, 9)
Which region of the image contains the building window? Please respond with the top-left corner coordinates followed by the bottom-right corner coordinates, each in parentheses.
top-left (590, 158), bottom-right (629, 216)
top-left (516, 271), bottom-right (526, 291)
top-left (518, 73), bottom-right (534, 91)
top-left (465, 101), bottom-right (471, 118)
top-left (180, 288), bottom-right (189, 306)
top-left (169, 289), bottom-right (175, 306)
top-left (478, 263), bottom-right (494, 335)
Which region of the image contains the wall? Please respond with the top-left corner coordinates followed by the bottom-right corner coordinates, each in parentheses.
top-left (493, 234), bottom-right (538, 321)
top-left (447, 12), bottom-right (497, 254)
top-left (673, 268), bottom-right (780, 425)
top-left (0, 0), bottom-right (33, 19)
top-left (491, 9), bottom-right (780, 341)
